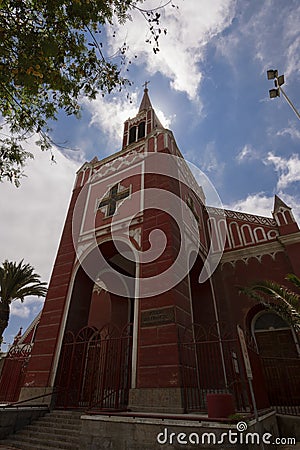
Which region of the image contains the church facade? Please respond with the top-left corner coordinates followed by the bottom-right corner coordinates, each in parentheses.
top-left (1, 89), bottom-right (300, 414)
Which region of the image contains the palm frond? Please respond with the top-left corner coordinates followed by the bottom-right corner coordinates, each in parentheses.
top-left (0, 259), bottom-right (47, 344)
top-left (240, 274), bottom-right (300, 331)
top-left (286, 273), bottom-right (300, 290)
top-left (0, 259), bottom-right (47, 305)
top-left (245, 280), bottom-right (299, 312)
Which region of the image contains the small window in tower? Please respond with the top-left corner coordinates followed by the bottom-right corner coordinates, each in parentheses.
top-left (129, 126), bottom-right (136, 144)
top-left (138, 121), bottom-right (146, 139)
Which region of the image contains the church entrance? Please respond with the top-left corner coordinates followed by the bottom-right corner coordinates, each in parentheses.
top-left (55, 240), bottom-right (136, 410)
top-left (253, 311), bottom-right (300, 413)
top-left (55, 323), bottom-right (132, 409)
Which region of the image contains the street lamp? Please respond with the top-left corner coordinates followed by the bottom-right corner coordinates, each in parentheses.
top-left (267, 69), bottom-right (300, 120)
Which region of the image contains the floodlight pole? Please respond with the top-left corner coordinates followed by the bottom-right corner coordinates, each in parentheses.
top-left (278, 85), bottom-right (300, 120)
top-left (267, 69), bottom-right (300, 121)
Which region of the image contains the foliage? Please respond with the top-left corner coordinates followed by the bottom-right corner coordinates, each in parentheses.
top-left (0, 0), bottom-right (174, 185)
top-left (0, 259), bottom-right (47, 345)
top-left (239, 274), bottom-right (300, 331)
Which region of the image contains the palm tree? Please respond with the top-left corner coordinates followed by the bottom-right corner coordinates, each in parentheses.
top-left (239, 274), bottom-right (300, 331)
top-left (0, 260), bottom-right (47, 345)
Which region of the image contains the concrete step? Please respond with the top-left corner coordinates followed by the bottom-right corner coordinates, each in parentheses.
top-left (3, 441), bottom-right (79, 450)
top-left (1, 410), bottom-right (81, 450)
top-left (14, 429), bottom-right (79, 444)
top-left (26, 423), bottom-right (80, 434)
top-left (4, 435), bottom-right (79, 450)
top-left (40, 412), bottom-right (81, 420)
top-left (39, 414), bottom-right (81, 423)
top-left (47, 410), bottom-right (83, 418)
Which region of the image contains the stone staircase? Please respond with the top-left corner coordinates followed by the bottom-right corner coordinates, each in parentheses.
top-left (1, 410), bottom-right (82, 450)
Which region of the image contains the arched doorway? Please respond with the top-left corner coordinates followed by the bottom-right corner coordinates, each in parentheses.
top-left (252, 311), bottom-right (300, 409)
top-left (55, 239), bottom-right (136, 410)
top-left (253, 311), bottom-right (299, 357)
top-left (180, 253), bottom-right (243, 412)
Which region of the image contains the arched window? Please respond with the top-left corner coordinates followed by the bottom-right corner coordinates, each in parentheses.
top-left (253, 311), bottom-right (298, 357)
top-left (128, 126), bottom-right (137, 144)
top-left (254, 312), bottom-right (289, 331)
top-left (138, 121), bottom-right (146, 139)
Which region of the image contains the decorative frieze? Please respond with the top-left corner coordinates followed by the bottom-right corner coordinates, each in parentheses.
top-left (207, 207), bottom-right (277, 227)
top-left (220, 241), bottom-right (285, 269)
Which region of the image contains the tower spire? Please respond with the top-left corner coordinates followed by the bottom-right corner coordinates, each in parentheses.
top-left (139, 81), bottom-right (152, 112)
top-left (122, 82), bottom-right (164, 149)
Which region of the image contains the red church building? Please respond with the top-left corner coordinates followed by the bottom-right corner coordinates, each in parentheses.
top-left (1, 88), bottom-right (299, 415)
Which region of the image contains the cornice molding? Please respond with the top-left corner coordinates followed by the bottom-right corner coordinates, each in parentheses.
top-left (220, 240), bottom-right (284, 268)
top-left (278, 231), bottom-right (300, 246)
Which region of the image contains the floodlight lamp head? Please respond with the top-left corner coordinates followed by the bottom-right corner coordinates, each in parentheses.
top-left (269, 88), bottom-right (280, 98)
top-left (267, 69), bottom-right (278, 80)
top-left (277, 74), bottom-right (285, 86)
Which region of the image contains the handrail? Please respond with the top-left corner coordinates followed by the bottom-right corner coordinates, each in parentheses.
top-left (2, 388), bottom-right (64, 408)
top-left (85, 387), bottom-right (121, 413)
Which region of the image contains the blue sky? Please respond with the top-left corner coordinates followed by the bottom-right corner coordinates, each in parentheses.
top-left (1, 0), bottom-right (300, 349)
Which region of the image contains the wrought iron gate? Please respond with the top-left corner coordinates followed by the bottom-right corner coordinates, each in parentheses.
top-left (179, 323), bottom-right (268, 413)
top-left (261, 356), bottom-right (300, 415)
top-left (0, 343), bottom-right (32, 403)
top-left (55, 323), bottom-right (132, 410)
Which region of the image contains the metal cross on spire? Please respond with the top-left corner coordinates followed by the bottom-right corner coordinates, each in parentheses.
top-left (142, 80), bottom-right (150, 91)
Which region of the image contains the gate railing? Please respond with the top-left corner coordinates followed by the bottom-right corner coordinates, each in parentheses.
top-left (179, 323), bottom-right (269, 414)
top-left (261, 356), bottom-right (300, 415)
top-left (0, 343), bottom-right (32, 403)
top-left (55, 323), bottom-right (132, 410)
top-left (180, 338), bottom-right (251, 412)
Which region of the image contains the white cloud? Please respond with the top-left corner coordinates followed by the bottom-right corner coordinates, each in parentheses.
top-left (107, 0), bottom-right (236, 100)
top-left (236, 144), bottom-right (259, 163)
top-left (265, 152), bottom-right (300, 189)
top-left (277, 124), bottom-right (300, 141)
top-left (184, 141), bottom-right (225, 187)
top-left (10, 296), bottom-right (44, 319)
top-left (226, 191), bottom-right (300, 224)
top-left (201, 141), bottom-right (225, 174)
top-left (83, 93), bottom-right (173, 151)
top-left (216, 1), bottom-right (300, 82)
top-left (285, 33), bottom-right (300, 80)
top-left (0, 138), bottom-right (81, 282)
top-left (226, 193), bottom-right (274, 217)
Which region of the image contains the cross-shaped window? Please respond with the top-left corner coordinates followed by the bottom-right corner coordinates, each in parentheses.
top-left (98, 184), bottom-right (130, 217)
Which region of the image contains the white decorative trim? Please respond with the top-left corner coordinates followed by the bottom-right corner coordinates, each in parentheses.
top-left (278, 231), bottom-right (300, 245)
top-left (253, 227), bottom-right (267, 242)
top-left (207, 207), bottom-right (277, 226)
top-left (220, 240), bottom-right (285, 269)
top-left (127, 111), bottom-right (147, 127)
top-left (241, 223), bottom-right (254, 245)
top-left (218, 218), bottom-right (232, 249)
top-left (129, 227), bottom-right (142, 248)
top-left (208, 217), bottom-right (220, 252)
top-left (267, 229), bottom-right (279, 240)
top-left (93, 278), bottom-right (108, 295)
top-left (229, 221), bottom-right (243, 248)
top-left (77, 241), bottom-right (93, 259)
top-left (92, 150), bottom-right (145, 181)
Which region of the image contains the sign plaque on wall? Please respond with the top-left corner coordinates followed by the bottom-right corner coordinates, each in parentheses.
top-left (141, 307), bottom-right (175, 327)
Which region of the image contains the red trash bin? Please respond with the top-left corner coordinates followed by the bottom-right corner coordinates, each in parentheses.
top-left (207, 393), bottom-right (235, 418)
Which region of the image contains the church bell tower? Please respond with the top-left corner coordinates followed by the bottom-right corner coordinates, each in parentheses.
top-left (19, 86), bottom-right (213, 413)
